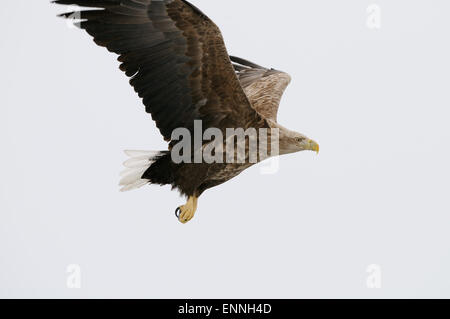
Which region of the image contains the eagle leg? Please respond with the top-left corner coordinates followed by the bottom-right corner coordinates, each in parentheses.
top-left (175, 196), bottom-right (198, 224)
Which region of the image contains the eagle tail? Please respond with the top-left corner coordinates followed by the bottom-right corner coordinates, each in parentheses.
top-left (119, 150), bottom-right (171, 192)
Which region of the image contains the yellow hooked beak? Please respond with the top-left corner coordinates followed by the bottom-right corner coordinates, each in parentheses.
top-left (308, 139), bottom-right (320, 154)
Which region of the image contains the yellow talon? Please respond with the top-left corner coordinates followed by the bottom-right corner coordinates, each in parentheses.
top-left (176, 196), bottom-right (198, 224)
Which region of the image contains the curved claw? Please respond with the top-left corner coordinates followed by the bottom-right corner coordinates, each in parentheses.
top-left (175, 207), bottom-right (181, 219)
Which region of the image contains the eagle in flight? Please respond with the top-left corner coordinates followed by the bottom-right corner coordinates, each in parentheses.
top-left (55, 0), bottom-right (319, 224)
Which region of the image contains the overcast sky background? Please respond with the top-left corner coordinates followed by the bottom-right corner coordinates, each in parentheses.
top-left (1, 0), bottom-right (449, 298)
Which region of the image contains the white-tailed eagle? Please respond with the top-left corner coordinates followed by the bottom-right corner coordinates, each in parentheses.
top-left (55, 0), bottom-right (319, 223)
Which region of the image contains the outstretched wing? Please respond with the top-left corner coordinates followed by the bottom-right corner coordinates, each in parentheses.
top-left (55, 0), bottom-right (261, 141)
top-left (230, 56), bottom-right (291, 122)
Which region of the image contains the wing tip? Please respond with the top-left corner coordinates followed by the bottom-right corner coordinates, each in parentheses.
top-left (230, 56), bottom-right (265, 70)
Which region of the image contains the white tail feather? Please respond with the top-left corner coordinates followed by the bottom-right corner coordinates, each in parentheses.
top-left (120, 167), bottom-right (148, 181)
top-left (124, 150), bottom-right (158, 157)
top-left (119, 167), bottom-right (148, 186)
top-left (119, 150), bottom-right (157, 192)
top-left (123, 156), bottom-right (153, 169)
top-left (120, 179), bottom-right (149, 192)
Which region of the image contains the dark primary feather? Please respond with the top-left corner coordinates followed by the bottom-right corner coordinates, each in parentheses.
top-left (230, 56), bottom-right (265, 70)
top-left (230, 55), bottom-right (279, 88)
top-left (54, 0), bottom-right (262, 141)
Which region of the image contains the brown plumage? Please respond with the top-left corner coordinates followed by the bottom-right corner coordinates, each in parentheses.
top-left (231, 56), bottom-right (292, 122)
top-left (55, 0), bottom-right (319, 223)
